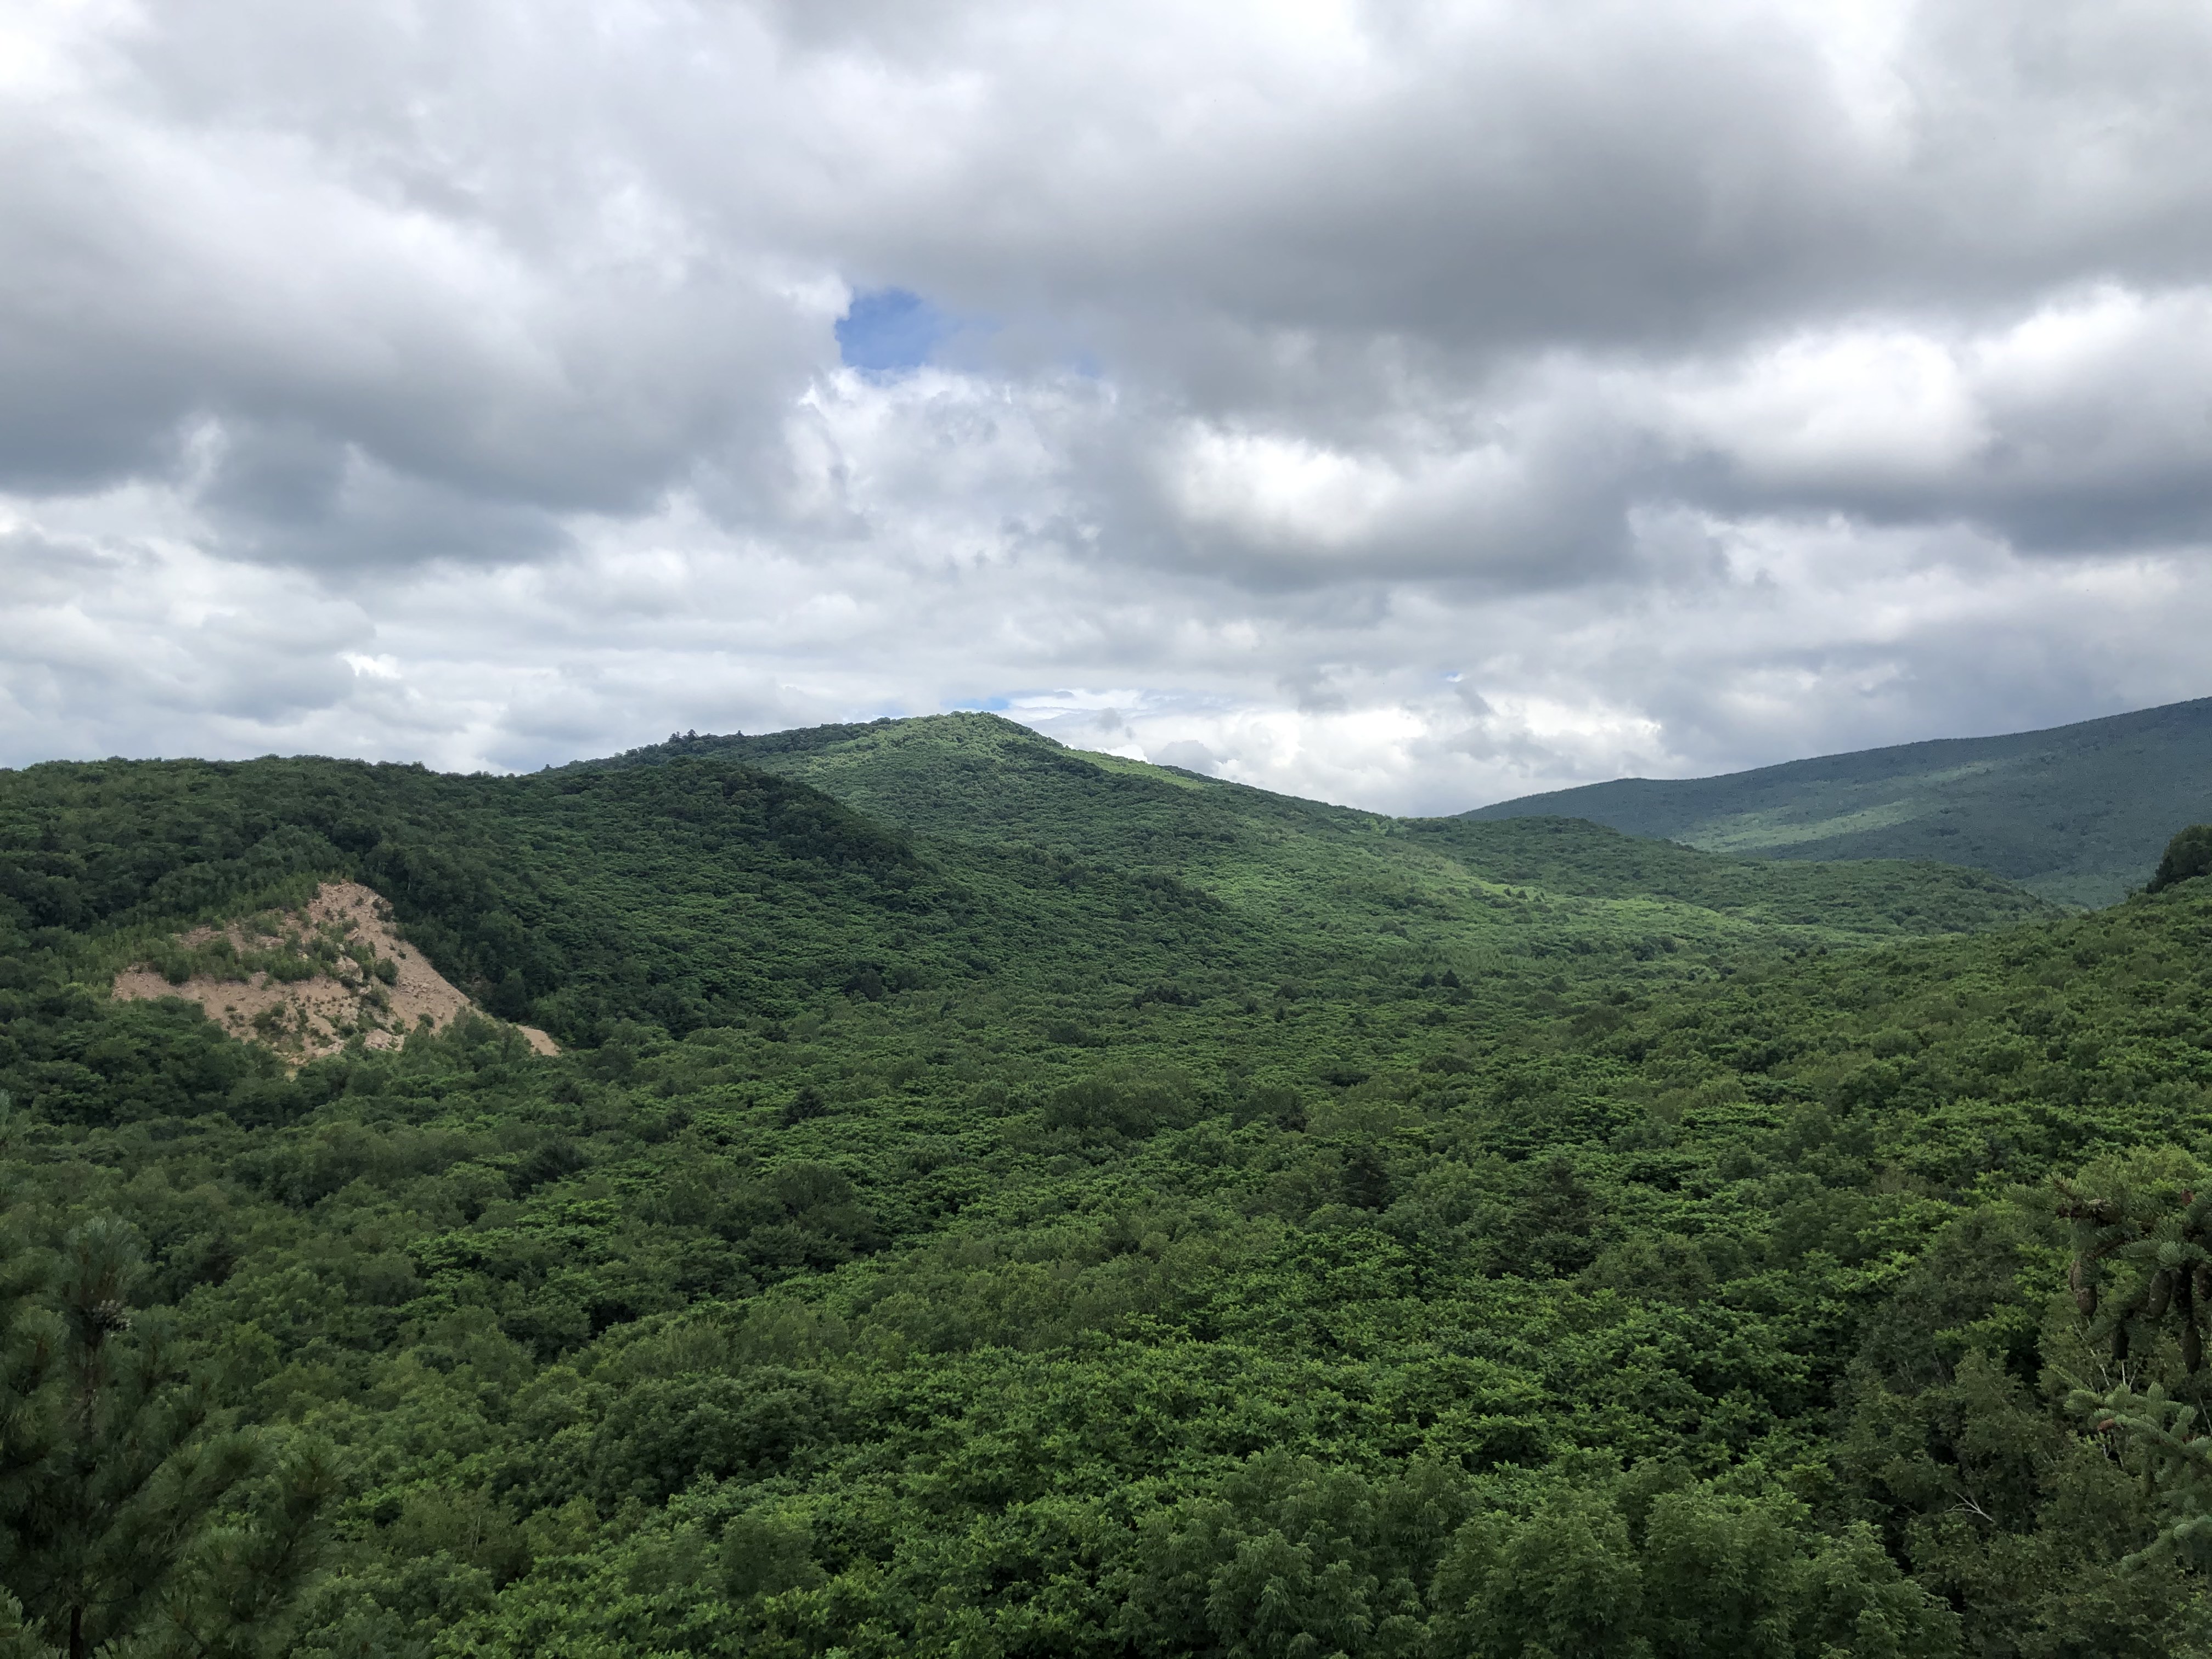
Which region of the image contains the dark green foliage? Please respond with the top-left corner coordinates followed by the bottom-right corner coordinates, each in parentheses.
top-left (7, 723), bottom-right (2212, 1654)
top-left (0, 754), bottom-right (934, 1046)
top-left (1118, 1454), bottom-right (1459, 1657)
top-left (0, 1217), bottom-right (331, 1658)
top-left (2151, 824), bottom-right (2212, 894)
top-left (1468, 694), bottom-right (2212, 905)
top-left (589, 1370), bottom-right (839, 1506)
top-left (1431, 1482), bottom-right (1959, 1659)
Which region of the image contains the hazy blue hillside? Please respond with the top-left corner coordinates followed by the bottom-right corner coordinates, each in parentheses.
top-left (1462, 696), bottom-right (2212, 906)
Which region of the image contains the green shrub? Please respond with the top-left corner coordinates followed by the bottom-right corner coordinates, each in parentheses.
top-left (2148, 823), bottom-right (2212, 893)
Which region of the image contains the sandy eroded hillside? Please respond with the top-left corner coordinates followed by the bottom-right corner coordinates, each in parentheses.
top-left (111, 879), bottom-right (558, 1063)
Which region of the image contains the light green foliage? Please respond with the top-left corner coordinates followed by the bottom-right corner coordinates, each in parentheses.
top-left (1, 719), bottom-right (2210, 1654)
top-left (143, 915), bottom-right (399, 994)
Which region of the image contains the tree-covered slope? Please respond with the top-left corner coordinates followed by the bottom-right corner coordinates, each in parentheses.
top-left (3, 733), bottom-right (2208, 1658)
top-left (588, 712), bottom-right (2057, 963)
top-left (0, 754), bottom-right (957, 1049)
top-left (1462, 695), bottom-right (2212, 906)
top-left (0, 730), bottom-right (2050, 1131)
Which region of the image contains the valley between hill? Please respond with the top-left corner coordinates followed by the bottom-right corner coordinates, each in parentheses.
top-left (1464, 694), bottom-right (2212, 907)
top-left (1, 718), bottom-right (2209, 1656)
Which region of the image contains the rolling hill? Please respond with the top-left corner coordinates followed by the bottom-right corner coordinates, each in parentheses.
top-left (1462, 695), bottom-right (2212, 906)
top-left (582, 712), bottom-right (2057, 971)
top-left (0, 721), bottom-right (2049, 1126)
top-left (3, 716), bottom-right (2211, 1656)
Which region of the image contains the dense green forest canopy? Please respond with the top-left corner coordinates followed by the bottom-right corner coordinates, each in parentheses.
top-left (1464, 693), bottom-right (2212, 906)
top-left (2, 720), bottom-right (2211, 1655)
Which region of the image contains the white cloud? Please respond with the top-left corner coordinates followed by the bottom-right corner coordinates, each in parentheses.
top-left (1668, 330), bottom-right (1987, 487)
top-left (1, 0), bottom-right (2210, 812)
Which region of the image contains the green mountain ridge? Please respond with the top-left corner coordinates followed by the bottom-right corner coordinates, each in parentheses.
top-left (0, 716), bottom-right (2210, 1656)
top-left (1462, 694), bottom-right (2212, 906)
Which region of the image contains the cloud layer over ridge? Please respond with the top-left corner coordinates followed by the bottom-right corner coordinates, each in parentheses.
top-left (4, 0), bottom-right (2211, 811)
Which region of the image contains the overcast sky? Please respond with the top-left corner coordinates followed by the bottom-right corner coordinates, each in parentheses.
top-left (4, 0), bottom-right (2211, 812)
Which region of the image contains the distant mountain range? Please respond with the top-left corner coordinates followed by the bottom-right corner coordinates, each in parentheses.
top-left (1463, 696), bottom-right (2212, 906)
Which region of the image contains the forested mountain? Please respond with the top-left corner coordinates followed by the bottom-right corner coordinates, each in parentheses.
top-left (1463, 695), bottom-right (2212, 906)
top-left (2, 722), bottom-right (2211, 1655)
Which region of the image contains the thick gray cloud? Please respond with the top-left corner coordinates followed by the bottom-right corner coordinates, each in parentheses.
top-left (3, 0), bottom-right (2211, 810)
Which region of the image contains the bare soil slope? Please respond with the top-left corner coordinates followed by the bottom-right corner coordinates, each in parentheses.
top-left (112, 879), bottom-right (558, 1063)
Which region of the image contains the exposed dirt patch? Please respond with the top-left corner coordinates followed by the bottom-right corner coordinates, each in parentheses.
top-left (111, 879), bottom-right (560, 1064)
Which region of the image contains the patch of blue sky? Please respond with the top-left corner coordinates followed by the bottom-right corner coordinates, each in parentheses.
top-left (834, 286), bottom-right (1109, 385)
top-left (836, 287), bottom-right (954, 374)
